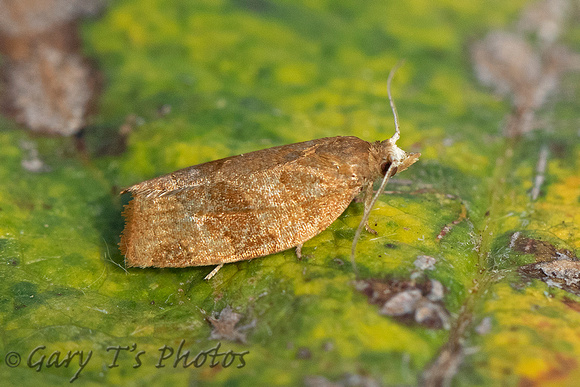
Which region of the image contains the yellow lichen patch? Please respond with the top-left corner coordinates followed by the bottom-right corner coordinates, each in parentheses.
top-left (109, 2), bottom-right (181, 46)
top-left (434, 0), bottom-right (480, 14)
top-left (371, 201), bottom-right (439, 246)
top-left (306, 299), bottom-right (437, 362)
top-left (363, 55), bottom-right (401, 76)
top-left (443, 141), bottom-right (490, 176)
top-left (97, 278), bottom-right (127, 295)
top-left (310, 109), bottom-right (349, 130)
top-left (184, 25), bottom-right (241, 63)
top-left (329, 77), bottom-right (372, 95)
top-left (481, 282), bottom-right (580, 384)
top-left (275, 63), bottom-right (318, 86)
top-left (514, 164), bottom-right (534, 190)
top-left (515, 355), bottom-right (550, 379)
top-left (345, 110), bottom-right (385, 140)
top-left (410, 126), bottom-right (454, 159)
top-left (293, 267), bottom-right (352, 296)
top-left (428, 73), bottom-right (468, 117)
top-left (165, 138), bottom-right (230, 170)
top-left (531, 202), bottom-right (580, 246)
top-left (129, 324), bottom-right (155, 337)
top-left (111, 10), bottom-right (147, 46)
top-left (387, 13), bottom-right (457, 51)
top-left (307, 300), bottom-right (360, 352)
top-left (334, 47), bottom-right (366, 70)
top-left (399, 123), bottom-right (440, 148)
top-left (0, 132), bottom-right (21, 160)
top-left (283, 88), bottom-right (360, 112)
top-left (346, 303), bottom-right (436, 358)
top-left (186, 13), bottom-right (316, 73)
top-left (292, 276), bottom-right (326, 297)
top-left (123, 139), bottom-right (158, 179)
top-left (533, 173), bottom-right (580, 247)
top-left (544, 175), bottom-right (580, 206)
top-left (47, 182), bottom-right (79, 202)
top-left (267, 371), bottom-right (292, 386)
top-left (494, 211), bottom-right (528, 237)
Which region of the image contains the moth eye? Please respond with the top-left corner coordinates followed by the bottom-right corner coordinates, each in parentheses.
top-left (381, 161), bottom-right (392, 175)
top-left (381, 161), bottom-right (398, 177)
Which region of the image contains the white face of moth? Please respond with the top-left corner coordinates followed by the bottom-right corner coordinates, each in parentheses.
top-left (385, 138), bottom-right (408, 167)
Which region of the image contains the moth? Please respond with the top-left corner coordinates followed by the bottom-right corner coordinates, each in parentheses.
top-left (120, 64), bottom-right (420, 279)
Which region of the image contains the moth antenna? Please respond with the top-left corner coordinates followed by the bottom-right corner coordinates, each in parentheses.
top-left (350, 61), bottom-right (406, 276)
top-left (350, 163), bottom-right (397, 276)
top-left (387, 60), bottom-right (405, 144)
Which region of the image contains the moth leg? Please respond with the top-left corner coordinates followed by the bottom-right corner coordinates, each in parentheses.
top-left (295, 244), bottom-right (303, 260)
top-left (363, 183), bottom-right (378, 235)
top-left (204, 264), bottom-right (224, 280)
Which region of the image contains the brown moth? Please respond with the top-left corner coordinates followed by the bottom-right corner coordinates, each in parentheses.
top-left (120, 64), bottom-right (420, 279)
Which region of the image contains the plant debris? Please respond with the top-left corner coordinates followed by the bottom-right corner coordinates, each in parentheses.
top-left (356, 275), bottom-right (450, 330)
top-left (413, 255), bottom-right (437, 271)
top-left (20, 140), bottom-right (51, 173)
top-left (519, 259), bottom-right (580, 296)
top-left (471, 0), bottom-right (580, 137)
top-left (509, 231), bottom-right (577, 262)
top-left (0, 0), bottom-right (106, 135)
top-left (207, 305), bottom-right (255, 344)
top-left (510, 232), bottom-right (580, 296)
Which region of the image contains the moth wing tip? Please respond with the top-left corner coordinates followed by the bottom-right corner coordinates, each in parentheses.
top-left (120, 185), bottom-right (135, 195)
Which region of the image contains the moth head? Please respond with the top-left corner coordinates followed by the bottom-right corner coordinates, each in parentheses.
top-left (378, 139), bottom-right (420, 177)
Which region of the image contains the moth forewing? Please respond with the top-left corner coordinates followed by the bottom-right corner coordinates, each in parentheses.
top-left (121, 136), bottom-right (377, 269)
